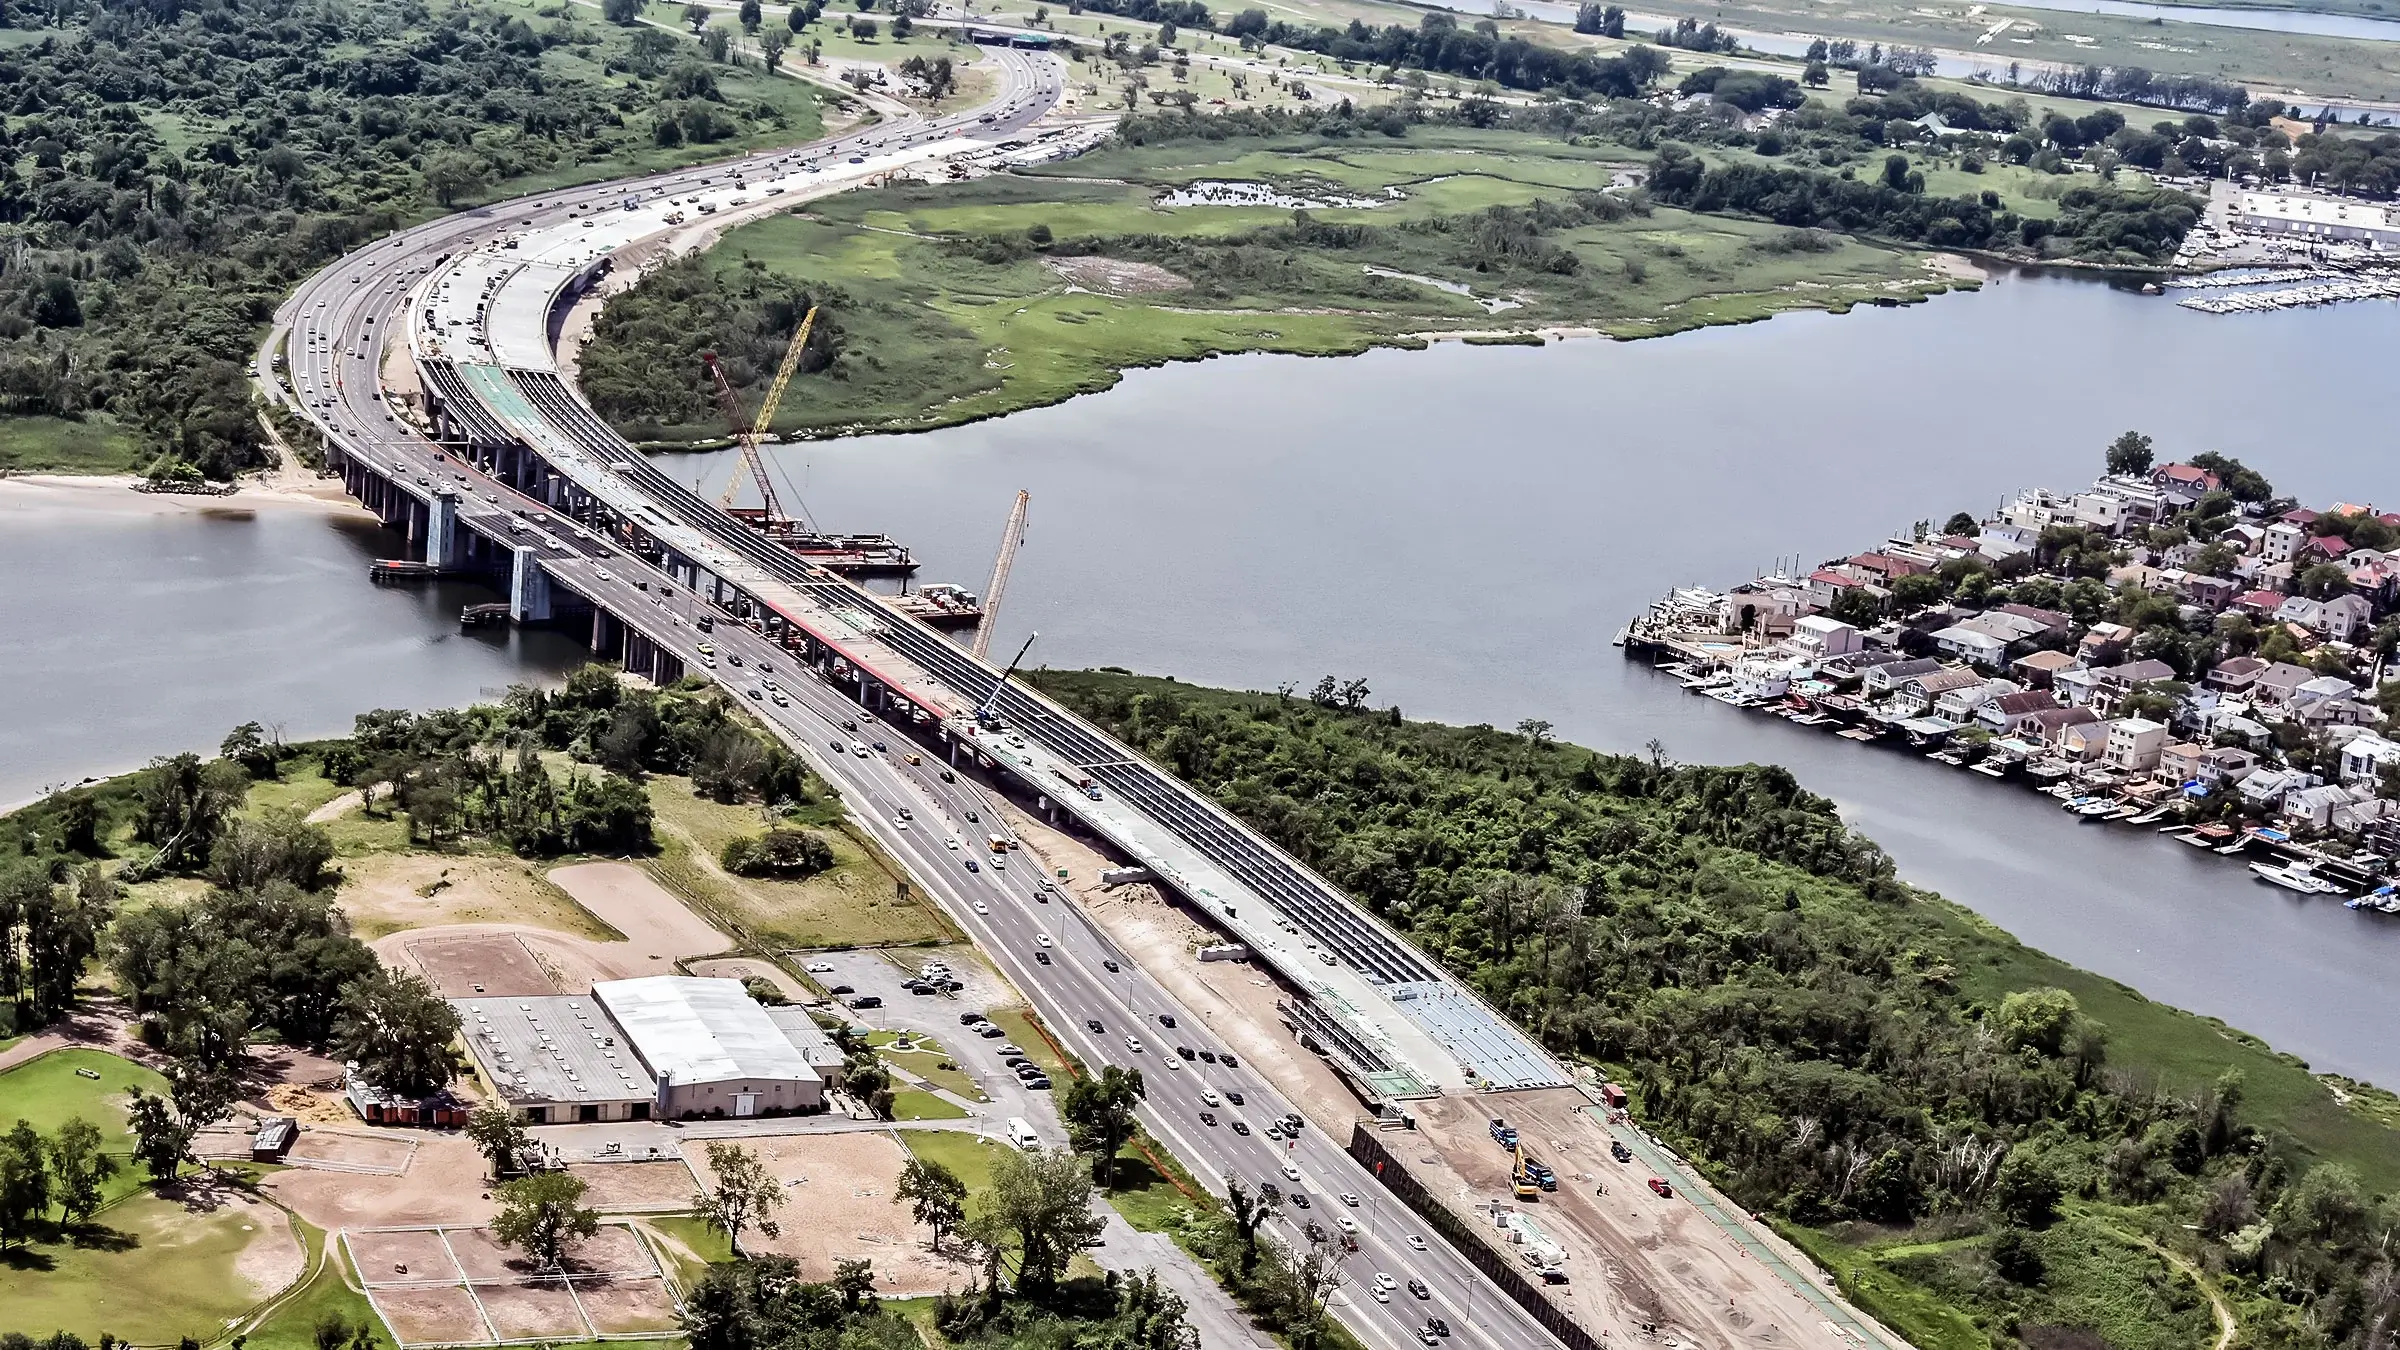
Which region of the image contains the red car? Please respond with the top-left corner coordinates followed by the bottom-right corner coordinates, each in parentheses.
top-left (1647, 1178), bottom-right (1674, 1199)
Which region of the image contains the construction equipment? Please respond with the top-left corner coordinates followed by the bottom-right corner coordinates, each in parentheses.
top-left (971, 489), bottom-right (1030, 660)
top-left (975, 631), bottom-right (1037, 729)
top-left (702, 304), bottom-right (819, 521)
top-left (1512, 1142), bottom-right (1541, 1200)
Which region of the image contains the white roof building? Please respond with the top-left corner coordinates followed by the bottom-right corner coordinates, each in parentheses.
top-left (2235, 192), bottom-right (2400, 249)
top-left (595, 977), bottom-right (826, 1118)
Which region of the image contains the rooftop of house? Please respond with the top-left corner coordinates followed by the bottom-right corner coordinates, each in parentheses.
top-left (2014, 650), bottom-right (2081, 672)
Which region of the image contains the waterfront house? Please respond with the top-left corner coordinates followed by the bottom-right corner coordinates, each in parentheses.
top-left (2150, 462), bottom-right (2222, 503)
top-left (2054, 664), bottom-right (2106, 708)
top-left (2213, 713), bottom-right (2275, 752)
top-left (2338, 731), bottom-right (2400, 785)
top-left (2155, 741), bottom-right (2209, 789)
top-left (2089, 659), bottom-right (2177, 716)
top-left (2250, 662), bottom-right (2317, 709)
top-left (2000, 489), bottom-right (2078, 532)
top-left (2049, 718), bottom-right (2113, 762)
top-left (1863, 657), bottom-right (1943, 695)
top-left (1892, 668), bottom-right (1986, 718)
top-left (1937, 677), bottom-right (2016, 723)
top-left (2206, 656), bottom-right (2268, 695)
top-left (2011, 649), bottom-right (2081, 690)
top-left (2103, 718), bottom-right (2169, 774)
top-left (2331, 794), bottom-right (2398, 838)
top-left (1784, 615), bottom-right (1861, 659)
top-left (2283, 783), bottom-right (2353, 833)
top-left (2239, 766), bottom-right (2319, 811)
top-left (1977, 690), bottom-right (2061, 736)
top-left (2205, 746), bottom-right (2262, 785)
top-left (2021, 706), bottom-right (2097, 742)
top-left (1844, 552), bottom-right (1929, 583)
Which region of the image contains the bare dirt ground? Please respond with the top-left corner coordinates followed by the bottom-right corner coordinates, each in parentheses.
top-left (688, 956), bottom-right (808, 1000)
top-left (578, 1275), bottom-right (683, 1334)
top-left (546, 861), bottom-right (735, 965)
top-left (681, 1131), bottom-right (970, 1294)
top-left (1047, 255), bottom-right (1190, 295)
top-left (341, 853), bottom-right (617, 943)
top-left (226, 1195), bottom-right (309, 1300)
top-left (368, 1283), bottom-right (486, 1347)
top-left (1417, 1090), bottom-right (1858, 1349)
top-left (376, 928), bottom-right (595, 997)
top-left (267, 1132), bottom-right (500, 1232)
top-left (568, 1161), bottom-right (699, 1214)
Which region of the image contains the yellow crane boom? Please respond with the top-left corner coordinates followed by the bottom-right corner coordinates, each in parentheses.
top-left (972, 489), bottom-right (1030, 661)
top-left (716, 304), bottom-right (819, 520)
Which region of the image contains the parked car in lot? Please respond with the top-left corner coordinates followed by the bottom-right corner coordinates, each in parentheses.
top-left (1647, 1178), bottom-right (1674, 1198)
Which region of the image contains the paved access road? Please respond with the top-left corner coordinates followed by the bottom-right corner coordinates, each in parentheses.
top-left (260, 47), bottom-right (1568, 1350)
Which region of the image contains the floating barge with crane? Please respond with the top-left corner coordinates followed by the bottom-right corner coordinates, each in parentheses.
top-left (699, 310), bottom-right (1025, 641)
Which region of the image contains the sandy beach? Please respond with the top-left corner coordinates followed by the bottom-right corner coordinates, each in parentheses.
top-left (0, 470), bottom-right (369, 521)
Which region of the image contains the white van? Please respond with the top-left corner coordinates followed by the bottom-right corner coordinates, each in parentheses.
top-left (1005, 1118), bottom-right (1040, 1150)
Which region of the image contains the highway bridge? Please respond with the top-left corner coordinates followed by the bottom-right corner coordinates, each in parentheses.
top-left (265, 50), bottom-right (1589, 1350)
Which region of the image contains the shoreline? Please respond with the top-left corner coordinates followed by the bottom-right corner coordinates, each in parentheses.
top-left (0, 470), bottom-right (375, 523)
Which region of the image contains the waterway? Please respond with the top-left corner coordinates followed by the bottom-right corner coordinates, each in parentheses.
top-left (5, 269), bottom-right (2399, 1085)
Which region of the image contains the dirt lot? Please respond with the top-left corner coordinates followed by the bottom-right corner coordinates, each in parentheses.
top-left (1047, 254), bottom-right (1190, 295)
top-left (578, 1274), bottom-right (683, 1334)
top-left (547, 861), bottom-right (735, 965)
top-left (339, 853), bottom-right (618, 943)
top-left (267, 1132), bottom-right (500, 1232)
top-left (568, 1161), bottom-right (698, 1214)
top-left (369, 1283), bottom-right (487, 1347)
top-left (681, 1131), bottom-right (970, 1294)
top-left (1417, 1090), bottom-right (1858, 1349)
top-left (351, 1223), bottom-right (679, 1347)
top-left (688, 956), bottom-right (808, 1000)
top-left (376, 926), bottom-right (608, 997)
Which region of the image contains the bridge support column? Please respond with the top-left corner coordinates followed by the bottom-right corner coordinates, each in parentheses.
top-left (510, 546), bottom-right (553, 623)
top-left (426, 491), bottom-right (461, 570)
top-left (590, 608), bottom-right (624, 662)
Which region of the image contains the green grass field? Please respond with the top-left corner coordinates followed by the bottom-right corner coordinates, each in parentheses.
top-left (0, 1048), bottom-right (167, 1141)
top-left (888, 1087), bottom-right (971, 1120)
top-left (590, 125), bottom-right (1950, 443)
top-left (900, 1127), bottom-right (1007, 1210)
top-left (0, 414), bottom-right (146, 475)
top-left (0, 1191), bottom-right (297, 1343)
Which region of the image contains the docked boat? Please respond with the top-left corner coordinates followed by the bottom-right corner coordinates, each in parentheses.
top-left (2073, 798), bottom-right (2120, 818)
top-left (2251, 860), bottom-right (2346, 896)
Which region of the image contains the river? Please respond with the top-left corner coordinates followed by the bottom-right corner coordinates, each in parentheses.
top-left (5, 269), bottom-right (2397, 1084)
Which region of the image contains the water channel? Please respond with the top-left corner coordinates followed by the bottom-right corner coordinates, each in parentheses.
top-left (6, 268), bottom-right (2398, 1085)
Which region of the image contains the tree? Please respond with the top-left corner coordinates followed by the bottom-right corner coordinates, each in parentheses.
top-left (1989, 1227), bottom-right (2045, 1284)
top-left (465, 1104), bottom-right (531, 1180)
top-left (740, 0), bottom-right (763, 29)
top-left (1992, 1145), bottom-right (2063, 1227)
top-left (760, 28), bottom-right (789, 68)
top-left (1996, 987), bottom-right (2082, 1057)
top-left (48, 1117), bottom-right (114, 1225)
top-left (2298, 561), bottom-right (2351, 599)
top-left (895, 1155), bottom-right (967, 1251)
top-left (602, 0), bottom-right (643, 21)
top-left (208, 809), bottom-right (336, 892)
top-left (694, 1142), bottom-right (785, 1253)
top-left (988, 1146), bottom-right (1104, 1292)
top-left (2105, 429), bottom-right (2155, 476)
top-left (0, 1120), bottom-right (51, 1247)
top-left (787, 3), bottom-right (807, 30)
top-left (493, 1172), bottom-right (600, 1270)
top-left (683, 1), bottom-right (712, 28)
top-left (702, 25), bottom-right (735, 58)
top-left (423, 152), bottom-right (488, 209)
top-left (332, 969), bottom-right (460, 1097)
top-left (1943, 511), bottom-right (1979, 536)
top-left (1224, 1178), bottom-right (1279, 1276)
top-left (1061, 1064), bottom-right (1144, 1186)
top-left (135, 753), bottom-right (250, 874)
top-left (220, 721), bottom-right (280, 775)
top-left (832, 1257), bottom-right (877, 1312)
top-left (891, 11), bottom-right (912, 36)
top-left (127, 1088), bottom-right (193, 1183)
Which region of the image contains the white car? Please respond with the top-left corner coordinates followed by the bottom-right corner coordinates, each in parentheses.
top-left (1337, 1216), bottom-right (1358, 1235)
top-left (946, 838), bottom-right (961, 850)
top-left (1200, 1089), bottom-right (1221, 1107)
top-left (1282, 1161), bottom-right (1302, 1182)
top-left (1340, 1193), bottom-right (1360, 1207)
top-left (1407, 1235), bottom-right (1427, 1252)
top-left (1374, 1273), bottom-right (1397, 1291)
top-left (1036, 934), bottom-right (1052, 948)
top-left (1125, 1036), bottom-right (1145, 1053)
top-left (806, 962), bottom-right (834, 974)
top-left (973, 901), bottom-right (989, 915)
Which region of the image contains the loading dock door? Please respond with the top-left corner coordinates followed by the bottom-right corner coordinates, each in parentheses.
top-left (734, 1093), bottom-right (758, 1118)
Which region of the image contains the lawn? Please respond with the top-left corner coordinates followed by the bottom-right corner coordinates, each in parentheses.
top-left (644, 1213), bottom-right (738, 1289)
top-left (888, 1088), bottom-right (970, 1121)
top-left (0, 1191), bottom-right (298, 1344)
top-left (237, 1219), bottom-right (380, 1350)
top-left (0, 414), bottom-right (146, 475)
top-left (1100, 1139), bottom-right (1210, 1235)
top-left (240, 758), bottom-right (354, 820)
top-left (0, 1048), bottom-right (166, 1140)
top-left (901, 1127), bottom-right (1007, 1208)
top-left (871, 1029), bottom-right (988, 1102)
top-left (644, 775), bottom-right (957, 948)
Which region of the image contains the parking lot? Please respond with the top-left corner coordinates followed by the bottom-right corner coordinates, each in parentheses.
top-left (806, 948), bottom-right (1063, 1139)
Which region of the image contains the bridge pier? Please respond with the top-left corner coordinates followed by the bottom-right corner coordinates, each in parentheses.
top-left (426, 491), bottom-right (461, 569)
top-left (590, 608), bottom-right (625, 662)
top-left (510, 545), bottom-right (553, 623)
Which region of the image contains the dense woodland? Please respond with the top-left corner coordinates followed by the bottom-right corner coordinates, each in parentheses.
top-left (0, 0), bottom-right (809, 477)
top-left (1034, 669), bottom-right (2400, 1350)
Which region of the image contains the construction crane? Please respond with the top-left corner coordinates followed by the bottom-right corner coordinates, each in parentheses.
top-left (971, 490), bottom-right (1030, 660)
top-left (975, 631), bottom-right (1037, 729)
top-left (702, 304), bottom-right (818, 522)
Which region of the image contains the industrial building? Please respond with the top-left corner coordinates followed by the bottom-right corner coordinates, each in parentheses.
top-left (454, 976), bottom-right (833, 1123)
top-left (2234, 192), bottom-right (2400, 250)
